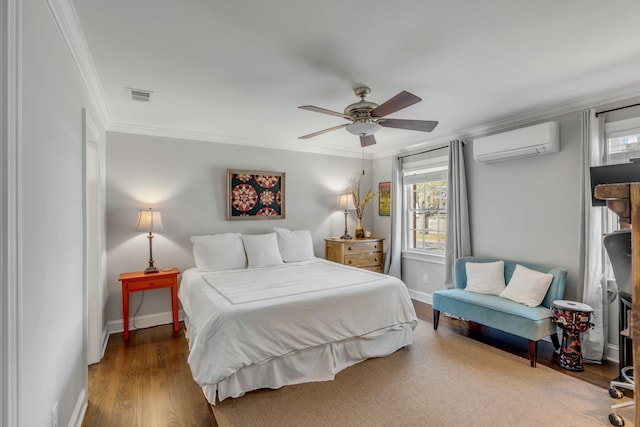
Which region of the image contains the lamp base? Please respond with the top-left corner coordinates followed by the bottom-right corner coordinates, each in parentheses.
top-left (340, 232), bottom-right (352, 240)
top-left (144, 265), bottom-right (159, 274)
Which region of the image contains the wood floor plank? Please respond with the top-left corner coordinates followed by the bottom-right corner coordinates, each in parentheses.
top-left (83, 301), bottom-right (619, 426)
top-left (83, 324), bottom-right (216, 427)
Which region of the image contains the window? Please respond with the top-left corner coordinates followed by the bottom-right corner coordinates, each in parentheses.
top-left (601, 116), bottom-right (640, 279)
top-left (605, 117), bottom-right (640, 165)
top-left (402, 154), bottom-right (448, 254)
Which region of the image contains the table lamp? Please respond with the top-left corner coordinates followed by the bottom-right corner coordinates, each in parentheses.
top-left (338, 194), bottom-right (355, 240)
top-left (137, 208), bottom-right (165, 273)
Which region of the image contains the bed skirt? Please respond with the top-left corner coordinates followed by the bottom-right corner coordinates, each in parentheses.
top-left (183, 315), bottom-right (414, 404)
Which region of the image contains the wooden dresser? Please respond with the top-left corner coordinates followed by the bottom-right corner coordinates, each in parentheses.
top-left (325, 238), bottom-right (384, 272)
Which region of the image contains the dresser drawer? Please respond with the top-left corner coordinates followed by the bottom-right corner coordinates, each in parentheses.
top-left (127, 277), bottom-right (175, 291)
top-left (343, 241), bottom-right (382, 254)
top-left (344, 252), bottom-right (382, 268)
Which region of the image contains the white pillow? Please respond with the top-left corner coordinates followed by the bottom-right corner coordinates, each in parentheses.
top-left (191, 233), bottom-right (246, 271)
top-left (274, 227), bottom-right (314, 262)
top-left (499, 264), bottom-right (554, 307)
top-left (464, 261), bottom-right (506, 295)
top-left (241, 233), bottom-right (284, 268)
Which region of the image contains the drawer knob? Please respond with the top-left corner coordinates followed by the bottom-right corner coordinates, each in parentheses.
top-left (348, 247), bottom-right (352, 251)
top-left (348, 260), bottom-right (352, 264)
top-left (374, 245), bottom-right (378, 249)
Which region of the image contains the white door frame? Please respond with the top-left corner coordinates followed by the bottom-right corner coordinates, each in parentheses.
top-left (83, 109), bottom-right (104, 365)
top-left (1, 1), bottom-right (21, 426)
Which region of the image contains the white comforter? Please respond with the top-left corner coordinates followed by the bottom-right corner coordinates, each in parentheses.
top-left (179, 258), bottom-right (417, 390)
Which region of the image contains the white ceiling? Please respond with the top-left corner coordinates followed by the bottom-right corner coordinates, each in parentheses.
top-left (72, 0), bottom-right (640, 158)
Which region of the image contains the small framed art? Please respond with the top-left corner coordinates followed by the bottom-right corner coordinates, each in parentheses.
top-left (227, 169), bottom-right (286, 220)
top-left (379, 181), bottom-right (391, 216)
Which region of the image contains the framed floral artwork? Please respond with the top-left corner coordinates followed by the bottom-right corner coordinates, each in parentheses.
top-left (379, 182), bottom-right (391, 216)
top-left (226, 169), bottom-right (285, 220)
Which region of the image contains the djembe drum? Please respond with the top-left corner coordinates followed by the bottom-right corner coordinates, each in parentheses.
top-left (551, 300), bottom-right (594, 371)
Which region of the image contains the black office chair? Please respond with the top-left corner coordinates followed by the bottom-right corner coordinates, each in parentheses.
top-left (604, 229), bottom-right (634, 426)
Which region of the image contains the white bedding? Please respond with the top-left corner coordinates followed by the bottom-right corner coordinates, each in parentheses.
top-left (179, 258), bottom-right (417, 403)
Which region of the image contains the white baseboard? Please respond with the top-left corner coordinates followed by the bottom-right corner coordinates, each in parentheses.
top-left (69, 387), bottom-right (87, 427)
top-left (408, 289), bottom-right (432, 305)
top-left (100, 327), bottom-right (109, 359)
top-left (607, 343), bottom-right (619, 364)
top-left (107, 309), bottom-right (185, 336)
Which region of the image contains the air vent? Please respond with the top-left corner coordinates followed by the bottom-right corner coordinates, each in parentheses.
top-left (127, 87), bottom-right (153, 102)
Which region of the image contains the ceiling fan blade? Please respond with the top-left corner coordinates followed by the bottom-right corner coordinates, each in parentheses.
top-left (378, 119), bottom-right (439, 133)
top-left (360, 134), bottom-right (376, 147)
top-left (370, 91), bottom-right (422, 118)
top-left (298, 123), bottom-right (348, 139)
top-left (298, 105), bottom-right (352, 120)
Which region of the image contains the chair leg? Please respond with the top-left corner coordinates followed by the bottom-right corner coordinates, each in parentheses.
top-left (433, 309), bottom-right (440, 330)
top-left (528, 340), bottom-right (537, 367)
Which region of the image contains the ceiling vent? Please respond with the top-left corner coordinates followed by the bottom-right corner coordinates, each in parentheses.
top-left (127, 87), bottom-right (153, 102)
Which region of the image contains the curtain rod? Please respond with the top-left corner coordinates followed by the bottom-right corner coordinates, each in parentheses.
top-left (398, 142), bottom-right (463, 160)
top-left (595, 102), bottom-right (640, 117)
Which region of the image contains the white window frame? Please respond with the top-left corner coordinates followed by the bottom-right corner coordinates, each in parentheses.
top-left (601, 116), bottom-right (640, 280)
top-left (604, 116), bottom-right (640, 165)
top-left (401, 154), bottom-right (448, 258)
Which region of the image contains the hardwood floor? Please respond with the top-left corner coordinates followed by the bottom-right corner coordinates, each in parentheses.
top-left (82, 324), bottom-right (217, 427)
top-left (83, 300), bottom-right (621, 426)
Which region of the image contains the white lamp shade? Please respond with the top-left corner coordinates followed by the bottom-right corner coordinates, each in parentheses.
top-left (136, 209), bottom-right (165, 232)
top-left (338, 194), bottom-right (355, 210)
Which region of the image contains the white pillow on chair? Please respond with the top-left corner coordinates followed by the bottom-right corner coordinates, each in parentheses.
top-left (464, 261), bottom-right (506, 295)
top-left (499, 264), bottom-right (553, 307)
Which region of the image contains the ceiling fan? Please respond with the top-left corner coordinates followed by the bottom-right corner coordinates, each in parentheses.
top-left (298, 86), bottom-right (438, 147)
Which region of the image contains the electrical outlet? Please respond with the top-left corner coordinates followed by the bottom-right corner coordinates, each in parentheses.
top-left (51, 402), bottom-right (58, 427)
top-left (422, 273), bottom-right (429, 284)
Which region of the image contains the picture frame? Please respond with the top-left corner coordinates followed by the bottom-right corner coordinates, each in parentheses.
top-left (227, 169), bottom-right (286, 220)
top-left (379, 181), bottom-right (391, 216)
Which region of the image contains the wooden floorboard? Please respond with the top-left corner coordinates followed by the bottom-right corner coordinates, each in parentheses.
top-left (82, 323), bottom-right (217, 427)
top-left (83, 300), bottom-right (621, 426)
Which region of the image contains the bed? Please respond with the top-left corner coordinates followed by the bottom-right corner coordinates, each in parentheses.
top-left (178, 229), bottom-right (417, 404)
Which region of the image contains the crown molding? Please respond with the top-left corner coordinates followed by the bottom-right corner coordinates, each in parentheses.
top-left (46, 0), bottom-right (112, 130)
top-left (108, 122), bottom-right (374, 159)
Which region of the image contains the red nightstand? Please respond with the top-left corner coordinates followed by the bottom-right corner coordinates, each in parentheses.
top-left (118, 268), bottom-right (180, 340)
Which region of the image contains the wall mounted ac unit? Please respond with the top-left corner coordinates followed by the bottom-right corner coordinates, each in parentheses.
top-left (473, 121), bottom-right (559, 163)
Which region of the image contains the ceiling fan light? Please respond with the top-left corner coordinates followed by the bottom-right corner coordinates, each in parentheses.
top-left (345, 121), bottom-right (381, 136)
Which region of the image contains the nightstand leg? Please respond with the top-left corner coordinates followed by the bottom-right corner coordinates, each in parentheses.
top-left (172, 283), bottom-right (179, 333)
top-left (123, 287), bottom-right (129, 341)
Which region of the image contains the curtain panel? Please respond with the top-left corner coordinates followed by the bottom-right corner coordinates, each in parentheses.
top-left (384, 156), bottom-right (403, 278)
top-left (444, 139), bottom-right (471, 288)
top-left (579, 108), bottom-right (608, 363)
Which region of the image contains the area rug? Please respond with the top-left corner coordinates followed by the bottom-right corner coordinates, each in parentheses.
top-left (212, 320), bottom-right (633, 427)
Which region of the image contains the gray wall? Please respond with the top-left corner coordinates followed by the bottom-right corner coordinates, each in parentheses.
top-left (105, 132), bottom-right (373, 325)
top-left (467, 113), bottom-right (583, 299)
top-left (15, 1), bottom-right (105, 425)
top-left (380, 98), bottom-right (640, 354)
